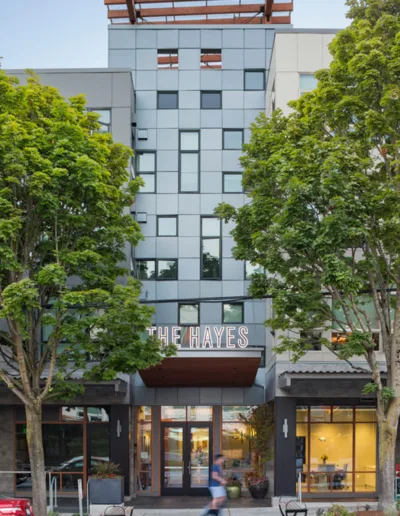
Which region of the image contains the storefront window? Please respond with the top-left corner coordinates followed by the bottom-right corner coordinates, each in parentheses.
top-left (189, 406), bottom-right (213, 422)
top-left (161, 406), bottom-right (186, 421)
top-left (222, 406), bottom-right (253, 482)
top-left (15, 407), bottom-right (110, 494)
top-left (137, 406), bottom-right (152, 492)
top-left (296, 406), bottom-right (377, 494)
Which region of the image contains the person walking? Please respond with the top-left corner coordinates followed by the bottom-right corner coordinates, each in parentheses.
top-left (200, 454), bottom-right (227, 516)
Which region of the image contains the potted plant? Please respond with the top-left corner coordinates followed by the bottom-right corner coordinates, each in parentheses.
top-left (321, 454), bottom-right (328, 465)
top-left (245, 471), bottom-right (269, 499)
top-left (89, 461), bottom-right (124, 505)
top-left (237, 404), bottom-right (274, 499)
top-left (226, 477), bottom-right (242, 499)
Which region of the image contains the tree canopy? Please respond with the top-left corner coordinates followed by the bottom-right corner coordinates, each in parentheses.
top-left (216, 0), bottom-right (400, 506)
top-left (0, 69), bottom-right (173, 405)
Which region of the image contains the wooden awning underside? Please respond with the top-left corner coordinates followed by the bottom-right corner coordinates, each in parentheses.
top-left (105, 0), bottom-right (293, 25)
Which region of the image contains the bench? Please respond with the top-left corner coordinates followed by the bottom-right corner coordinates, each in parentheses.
top-left (279, 498), bottom-right (308, 516)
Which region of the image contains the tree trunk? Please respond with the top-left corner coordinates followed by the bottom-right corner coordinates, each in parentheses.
top-left (377, 416), bottom-right (398, 510)
top-left (26, 404), bottom-right (47, 516)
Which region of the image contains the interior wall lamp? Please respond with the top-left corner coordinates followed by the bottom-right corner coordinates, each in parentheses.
top-left (117, 419), bottom-right (122, 438)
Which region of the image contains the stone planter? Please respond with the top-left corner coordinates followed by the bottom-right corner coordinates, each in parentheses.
top-left (248, 480), bottom-right (269, 500)
top-left (226, 485), bottom-right (241, 499)
top-left (89, 477), bottom-right (124, 505)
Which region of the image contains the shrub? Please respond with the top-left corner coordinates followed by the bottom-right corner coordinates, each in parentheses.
top-left (325, 505), bottom-right (351, 516)
top-left (90, 461), bottom-right (122, 479)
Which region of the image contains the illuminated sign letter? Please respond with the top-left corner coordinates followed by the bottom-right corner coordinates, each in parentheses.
top-left (226, 327), bottom-right (235, 348)
top-left (158, 326), bottom-right (168, 347)
top-left (172, 327), bottom-right (181, 348)
top-left (213, 327), bottom-right (224, 348)
top-left (238, 326), bottom-right (249, 348)
top-left (202, 327), bottom-right (213, 348)
top-left (190, 326), bottom-right (200, 348)
top-left (147, 326), bottom-right (157, 337)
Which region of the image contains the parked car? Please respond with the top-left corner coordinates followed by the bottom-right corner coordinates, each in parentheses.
top-left (0, 498), bottom-right (34, 516)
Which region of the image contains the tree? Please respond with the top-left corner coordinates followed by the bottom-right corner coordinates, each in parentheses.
top-left (0, 71), bottom-right (174, 516)
top-left (216, 0), bottom-right (400, 508)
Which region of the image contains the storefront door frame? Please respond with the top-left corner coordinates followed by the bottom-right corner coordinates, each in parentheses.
top-left (160, 422), bottom-right (212, 496)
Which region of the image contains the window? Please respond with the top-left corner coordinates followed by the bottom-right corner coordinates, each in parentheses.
top-left (201, 217), bottom-right (221, 280)
top-left (222, 406), bottom-right (254, 482)
top-left (223, 129), bottom-right (243, 150)
top-left (296, 406), bottom-right (377, 494)
top-left (223, 303), bottom-right (244, 324)
top-left (244, 70), bottom-right (265, 91)
top-left (299, 74), bottom-right (318, 96)
top-left (136, 259), bottom-right (177, 280)
top-left (201, 49), bottom-right (222, 69)
top-left (157, 91), bottom-right (178, 109)
top-left (179, 303), bottom-right (199, 325)
top-left (89, 109), bottom-right (111, 133)
top-left (137, 152), bottom-right (156, 193)
top-left (16, 407), bottom-right (110, 494)
top-left (300, 330), bottom-right (322, 351)
top-left (161, 406), bottom-right (212, 421)
top-left (157, 260), bottom-right (177, 280)
top-left (136, 260), bottom-right (156, 280)
top-left (332, 331), bottom-right (380, 351)
top-left (179, 131), bottom-right (200, 193)
top-left (223, 173), bottom-right (243, 193)
top-left (245, 260), bottom-right (264, 280)
top-left (201, 91), bottom-right (222, 109)
top-left (157, 216), bottom-right (178, 236)
top-left (158, 49), bottom-right (178, 69)
top-left (137, 407), bottom-right (152, 492)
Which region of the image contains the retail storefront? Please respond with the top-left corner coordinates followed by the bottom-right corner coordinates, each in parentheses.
top-left (135, 405), bottom-right (258, 496)
top-left (295, 405), bottom-right (377, 495)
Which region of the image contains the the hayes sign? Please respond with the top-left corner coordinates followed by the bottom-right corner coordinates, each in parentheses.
top-left (146, 326), bottom-right (249, 349)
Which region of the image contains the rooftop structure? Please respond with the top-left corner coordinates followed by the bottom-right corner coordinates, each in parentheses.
top-left (104, 0), bottom-right (293, 26)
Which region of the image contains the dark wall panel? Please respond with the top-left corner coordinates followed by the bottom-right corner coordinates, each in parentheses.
top-left (110, 406), bottom-right (130, 495)
top-left (274, 397), bottom-right (296, 496)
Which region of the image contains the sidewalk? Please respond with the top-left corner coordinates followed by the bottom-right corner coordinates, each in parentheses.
top-left (59, 502), bottom-right (377, 516)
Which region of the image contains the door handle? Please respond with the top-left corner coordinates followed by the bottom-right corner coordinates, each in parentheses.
top-left (188, 461), bottom-right (191, 475)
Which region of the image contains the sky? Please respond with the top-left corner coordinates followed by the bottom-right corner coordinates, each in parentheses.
top-left (0, 0), bottom-right (350, 70)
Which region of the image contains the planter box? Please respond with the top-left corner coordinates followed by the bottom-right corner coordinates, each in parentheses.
top-left (226, 486), bottom-right (241, 499)
top-left (248, 481), bottom-right (269, 500)
top-left (89, 478), bottom-right (124, 505)
top-left (356, 512), bottom-right (384, 516)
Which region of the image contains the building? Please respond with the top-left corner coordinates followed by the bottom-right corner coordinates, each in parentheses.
top-left (1, 0), bottom-right (389, 503)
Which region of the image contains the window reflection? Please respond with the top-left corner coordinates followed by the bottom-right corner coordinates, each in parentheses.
top-left (137, 406), bottom-right (152, 492)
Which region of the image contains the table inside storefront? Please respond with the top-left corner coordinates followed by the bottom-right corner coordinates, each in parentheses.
top-left (311, 465), bottom-right (336, 491)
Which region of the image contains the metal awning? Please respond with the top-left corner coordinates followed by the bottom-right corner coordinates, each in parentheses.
top-left (139, 350), bottom-right (263, 387)
top-left (277, 363), bottom-right (386, 390)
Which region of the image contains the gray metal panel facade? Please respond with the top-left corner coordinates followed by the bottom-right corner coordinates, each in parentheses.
top-left (109, 26), bottom-right (274, 403)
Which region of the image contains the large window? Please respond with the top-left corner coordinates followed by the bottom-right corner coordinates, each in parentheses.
top-left (201, 217), bottom-right (221, 280)
top-left (16, 406), bottom-right (110, 494)
top-left (223, 173), bottom-right (243, 193)
top-left (201, 49), bottom-right (222, 69)
top-left (299, 74), bottom-right (318, 96)
top-left (89, 109), bottom-right (111, 133)
top-left (222, 406), bottom-right (254, 482)
top-left (161, 406), bottom-right (213, 421)
top-left (223, 130), bottom-right (243, 150)
top-left (136, 259), bottom-right (177, 280)
top-left (296, 406), bottom-right (377, 494)
top-left (179, 303), bottom-right (199, 325)
top-left (179, 131), bottom-right (200, 193)
top-left (223, 303), bottom-right (244, 324)
top-left (201, 91), bottom-right (222, 109)
top-left (244, 70), bottom-right (265, 91)
top-left (137, 406), bottom-right (152, 492)
top-left (137, 152), bottom-right (156, 193)
top-left (158, 91), bottom-right (178, 109)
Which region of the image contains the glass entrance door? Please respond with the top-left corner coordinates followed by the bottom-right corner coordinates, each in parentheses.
top-left (161, 423), bottom-right (212, 495)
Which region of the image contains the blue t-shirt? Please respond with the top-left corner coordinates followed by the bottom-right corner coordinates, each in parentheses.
top-left (210, 464), bottom-right (222, 487)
